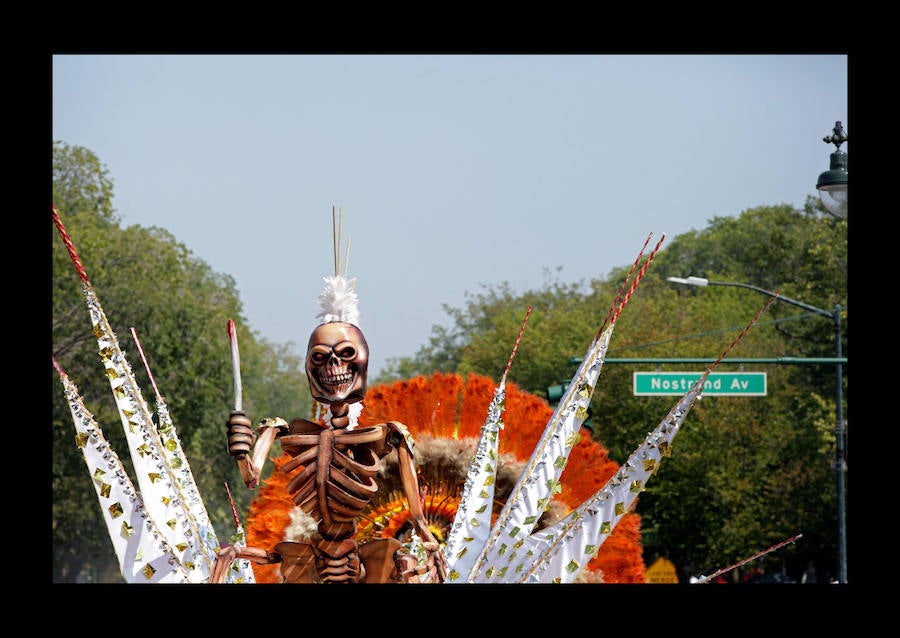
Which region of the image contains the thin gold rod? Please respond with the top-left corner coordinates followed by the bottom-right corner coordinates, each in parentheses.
top-left (338, 206), bottom-right (344, 277)
top-left (344, 236), bottom-right (352, 276)
top-left (332, 205), bottom-right (339, 276)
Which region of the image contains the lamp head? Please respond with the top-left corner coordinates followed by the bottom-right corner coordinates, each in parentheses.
top-left (816, 121), bottom-right (848, 218)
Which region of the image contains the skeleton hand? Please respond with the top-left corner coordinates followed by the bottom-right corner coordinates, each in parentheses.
top-left (398, 540), bottom-right (446, 583)
top-left (211, 544), bottom-right (282, 583)
top-left (421, 540), bottom-right (447, 583)
top-left (226, 411), bottom-right (255, 458)
top-left (227, 411), bottom-right (261, 487)
top-left (210, 544), bottom-right (241, 584)
top-left (411, 519), bottom-right (448, 583)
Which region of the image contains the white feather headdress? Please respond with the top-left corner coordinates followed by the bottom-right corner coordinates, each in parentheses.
top-left (316, 275), bottom-right (360, 327)
top-left (316, 206), bottom-right (360, 327)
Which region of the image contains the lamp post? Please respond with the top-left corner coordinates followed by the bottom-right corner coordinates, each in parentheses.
top-left (667, 275), bottom-right (847, 584)
top-left (816, 121), bottom-right (848, 218)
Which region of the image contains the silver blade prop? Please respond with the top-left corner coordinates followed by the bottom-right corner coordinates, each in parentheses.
top-left (465, 234), bottom-right (664, 583)
top-left (227, 319), bottom-right (257, 486)
top-left (228, 319), bottom-right (243, 412)
top-left (514, 369), bottom-right (708, 582)
top-left (53, 357), bottom-right (190, 583)
top-left (130, 327), bottom-right (252, 582)
top-left (443, 305), bottom-right (532, 581)
top-left (512, 291), bottom-right (779, 583)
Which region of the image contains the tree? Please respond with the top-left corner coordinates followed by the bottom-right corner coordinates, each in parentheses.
top-left (51, 142), bottom-right (312, 582)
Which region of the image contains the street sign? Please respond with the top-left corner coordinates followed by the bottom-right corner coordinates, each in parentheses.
top-left (645, 556), bottom-right (679, 584)
top-left (633, 372), bottom-right (767, 396)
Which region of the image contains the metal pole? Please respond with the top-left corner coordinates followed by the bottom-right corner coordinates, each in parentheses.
top-left (833, 305), bottom-right (847, 584)
top-left (668, 277), bottom-right (847, 583)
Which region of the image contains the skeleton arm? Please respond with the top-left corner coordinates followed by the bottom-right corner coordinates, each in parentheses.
top-left (210, 544), bottom-right (282, 584)
top-left (388, 421), bottom-right (448, 582)
top-left (227, 413), bottom-right (287, 489)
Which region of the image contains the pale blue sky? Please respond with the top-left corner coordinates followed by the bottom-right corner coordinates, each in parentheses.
top-left (52, 54), bottom-right (848, 377)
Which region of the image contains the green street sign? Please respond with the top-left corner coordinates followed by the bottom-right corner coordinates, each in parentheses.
top-left (633, 372), bottom-right (767, 396)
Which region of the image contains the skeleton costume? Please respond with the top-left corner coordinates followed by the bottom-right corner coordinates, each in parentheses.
top-left (217, 270), bottom-right (447, 584)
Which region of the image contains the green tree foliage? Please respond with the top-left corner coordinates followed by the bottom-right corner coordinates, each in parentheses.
top-left (51, 142), bottom-right (311, 582)
top-left (379, 203), bottom-right (847, 583)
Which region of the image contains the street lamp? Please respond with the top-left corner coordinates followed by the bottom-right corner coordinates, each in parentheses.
top-left (667, 275), bottom-right (847, 584)
top-left (816, 121), bottom-right (848, 218)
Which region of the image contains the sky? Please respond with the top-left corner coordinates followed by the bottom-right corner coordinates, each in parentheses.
top-left (52, 54), bottom-right (848, 378)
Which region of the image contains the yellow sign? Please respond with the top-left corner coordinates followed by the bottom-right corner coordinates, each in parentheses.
top-left (645, 557), bottom-right (679, 584)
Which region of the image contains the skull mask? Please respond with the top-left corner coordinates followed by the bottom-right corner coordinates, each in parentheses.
top-left (305, 322), bottom-right (369, 405)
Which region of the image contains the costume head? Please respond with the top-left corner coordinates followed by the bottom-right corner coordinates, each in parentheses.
top-left (305, 274), bottom-right (368, 405)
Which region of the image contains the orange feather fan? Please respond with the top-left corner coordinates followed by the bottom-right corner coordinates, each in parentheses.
top-left (245, 372), bottom-right (646, 583)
